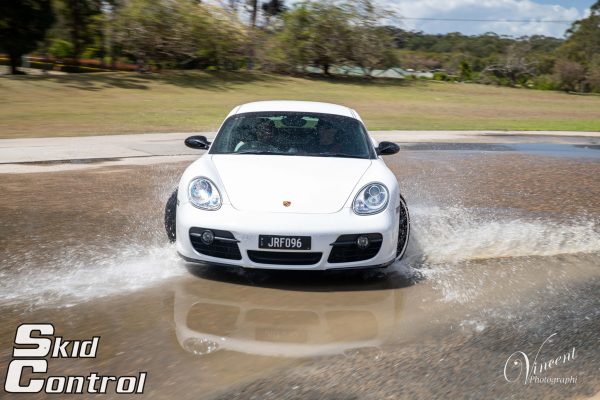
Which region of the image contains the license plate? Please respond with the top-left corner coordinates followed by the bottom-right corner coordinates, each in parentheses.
top-left (259, 235), bottom-right (311, 250)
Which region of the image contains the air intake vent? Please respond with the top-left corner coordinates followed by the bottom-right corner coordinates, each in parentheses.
top-left (247, 251), bottom-right (322, 265)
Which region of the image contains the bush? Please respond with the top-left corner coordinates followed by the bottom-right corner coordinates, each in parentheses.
top-left (81, 46), bottom-right (101, 59)
top-left (554, 59), bottom-right (585, 92)
top-left (433, 71), bottom-right (447, 81)
top-left (531, 74), bottom-right (559, 90)
top-left (587, 69), bottom-right (600, 93)
top-left (48, 39), bottom-right (73, 59)
top-left (459, 60), bottom-right (472, 81)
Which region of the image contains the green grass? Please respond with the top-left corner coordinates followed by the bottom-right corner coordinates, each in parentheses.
top-left (1, 71), bottom-right (599, 138)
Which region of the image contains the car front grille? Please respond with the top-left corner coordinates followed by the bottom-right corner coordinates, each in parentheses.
top-left (328, 233), bottom-right (383, 263)
top-left (247, 250), bottom-right (322, 265)
top-left (189, 227), bottom-right (242, 260)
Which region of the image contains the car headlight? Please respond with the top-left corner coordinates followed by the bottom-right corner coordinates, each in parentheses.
top-left (188, 177), bottom-right (222, 210)
top-left (353, 182), bottom-right (389, 215)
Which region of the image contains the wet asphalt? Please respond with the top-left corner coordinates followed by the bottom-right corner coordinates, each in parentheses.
top-left (1, 137), bottom-right (599, 399)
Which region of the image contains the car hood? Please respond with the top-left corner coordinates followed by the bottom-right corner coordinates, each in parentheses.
top-left (212, 155), bottom-right (371, 214)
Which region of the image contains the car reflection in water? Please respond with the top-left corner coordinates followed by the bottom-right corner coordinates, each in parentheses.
top-left (173, 279), bottom-right (405, 358)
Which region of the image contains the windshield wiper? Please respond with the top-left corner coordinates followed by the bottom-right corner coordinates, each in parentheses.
top-left (318, 152), bottom-right (366, 159)
top-left (235, 150), bottom-right (288, 155)
top-left (233, 150), bottom-right (366, 158)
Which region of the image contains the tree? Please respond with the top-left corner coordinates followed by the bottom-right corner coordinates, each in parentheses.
top-left (44, 0), bottom-right (103, 63)
top-left (113, 0), bottom-right (247, 69)
top-left (347, 0), bottom-right (397, 76)
top-left (0, 0), bottom-right (54, 74)
top-left (483, 43), bottom-right (536, 86)
top-left (261, 0), bottom-right (285, 28)
top-left (556, 1), bottom-right (600, 92)
top-left (64, 0), bottom-right (103, 62)
top-left (264, 1), bottom-right (398, 75)
top-left (586, 55), bottom-right (600, 92)
top-left (305, 3), bottom-right (354, 74)
top-left (248, 0), bottom-right (258, 28)
top-left (554, 59), bottom-right (585, 92)
top-left (276, 1), bottom-right (354, 74)
top-left (262, 0), bottom-right (285, 18)
top-left (560, 0), bottom-right (600, 66)
top-left (271, 4), bottom-right (312, 72)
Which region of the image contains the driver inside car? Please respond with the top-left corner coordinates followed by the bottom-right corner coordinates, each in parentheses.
top-left (236, 119), bottom-right (282, 153)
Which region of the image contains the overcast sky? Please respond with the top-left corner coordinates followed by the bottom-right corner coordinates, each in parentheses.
top-left (379, 0), bottom-right (593, 37)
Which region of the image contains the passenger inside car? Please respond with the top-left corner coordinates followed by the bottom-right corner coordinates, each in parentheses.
top-left (315, 120), bottom-right (342, 154)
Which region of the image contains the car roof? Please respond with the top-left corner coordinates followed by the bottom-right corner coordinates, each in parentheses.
top-left (229, 101), bottom-right (357, 119)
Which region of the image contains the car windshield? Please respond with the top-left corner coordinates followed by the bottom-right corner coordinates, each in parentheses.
top-left (209, 112), bottom-right (374, 159)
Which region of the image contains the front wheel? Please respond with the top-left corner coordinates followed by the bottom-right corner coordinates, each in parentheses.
top-left (165, 189), bottom-right (177, 243)
top-left (396, 194), bottom-right (410, 260)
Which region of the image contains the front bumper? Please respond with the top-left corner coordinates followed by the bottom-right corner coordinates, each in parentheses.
top-left (176, 203), bottom-right (398, 270)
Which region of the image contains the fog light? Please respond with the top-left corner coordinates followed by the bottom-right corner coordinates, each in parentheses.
top-left (201, 230), bottom-right (214, 245)
top-left (356, 235), bottom-right (370, 249)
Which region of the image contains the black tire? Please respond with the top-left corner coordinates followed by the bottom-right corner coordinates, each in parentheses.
top-left (165, 189), bottom-right (177, 243)
top-left (396, 194), bottom-right (410, 260)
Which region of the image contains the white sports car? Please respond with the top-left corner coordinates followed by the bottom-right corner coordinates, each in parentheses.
top-left (165, 101), bottom-right (409, 270)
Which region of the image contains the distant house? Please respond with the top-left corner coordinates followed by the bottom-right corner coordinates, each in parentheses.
top-left (303, 65), bottom-right (434, 79)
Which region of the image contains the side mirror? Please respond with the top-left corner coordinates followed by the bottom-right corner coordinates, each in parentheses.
top-left (376, 141), bottom-right (399, 156)
top-left (185, 135), bottom-right (210, 150)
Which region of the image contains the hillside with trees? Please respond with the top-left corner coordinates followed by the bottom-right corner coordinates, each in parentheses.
top-left (1, 0), bottom-right (599, 93)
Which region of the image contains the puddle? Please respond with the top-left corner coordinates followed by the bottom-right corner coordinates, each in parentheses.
top-left (401, 142), bottom-right (600, 160)
top-left (1, 145), bottom-right (600, 399)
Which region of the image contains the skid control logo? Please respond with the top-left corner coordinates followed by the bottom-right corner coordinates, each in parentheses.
top-left (4, 324), bottom-right (147, 394)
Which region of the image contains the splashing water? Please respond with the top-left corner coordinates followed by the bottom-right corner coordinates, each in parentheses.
top-left (2, 202), bottom-right (599, 309)
top-left (394, 205), bottom-right (600, 305)
top-left (405, 206), bottom-right (600, 264)
top-left (0, 243), bottom-right (184, 308)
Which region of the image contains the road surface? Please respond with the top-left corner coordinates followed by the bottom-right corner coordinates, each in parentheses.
top-left (1, 132), bottom-right (599, 399)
